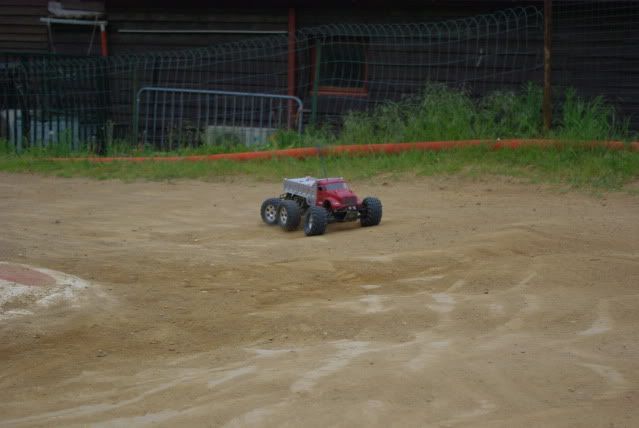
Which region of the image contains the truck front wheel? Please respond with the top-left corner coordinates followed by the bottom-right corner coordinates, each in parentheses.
top-left (304, 206), bottom-right (328, 236)
top-left (360, 197), bottom-right (382, 227)
top-left (278, 200), bottom-right (302, 231)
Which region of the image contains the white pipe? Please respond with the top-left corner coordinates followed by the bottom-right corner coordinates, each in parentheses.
top-left (117, 29), bottom-right (286, 34)
top-left (40, 17), bottom-right (107, 26)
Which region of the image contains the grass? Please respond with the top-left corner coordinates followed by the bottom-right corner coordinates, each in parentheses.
top-left (0, 144), bottom-right (637, 190)
top-left (0, 83), bottom-right (637, 190)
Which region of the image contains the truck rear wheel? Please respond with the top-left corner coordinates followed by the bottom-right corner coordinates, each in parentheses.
top-left (304, 206), bottom-right (328, 236)
top-left (360, 197), bottom-right (382, 227)
top-left (278, 200), bottom-right (301, 231)
top-left (260, 198), bottom-right (281, 225)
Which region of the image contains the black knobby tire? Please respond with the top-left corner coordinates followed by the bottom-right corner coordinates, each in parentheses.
top-left (360, 197), bottom-right (383, 227)
top-left (278, 200), bottom-right (302, 231)
top-left (260, 198), bottom-right (281, 225)
top-left (304, 206), bottom-right (328, 236)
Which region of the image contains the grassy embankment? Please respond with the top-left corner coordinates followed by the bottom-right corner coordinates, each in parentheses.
top-left (1, 84), bottom-right (637, 190)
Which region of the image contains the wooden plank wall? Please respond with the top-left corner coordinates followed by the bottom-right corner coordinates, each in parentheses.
top-left (0, 0), bottom-right (49, 52)
top-left (0, 0), bottom-right (103, 55)
top-left (105, 6), bottom-right (287, 54)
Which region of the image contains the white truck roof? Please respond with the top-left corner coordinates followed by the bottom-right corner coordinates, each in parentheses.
top-left (282, 177), bottom-right (346, 206)
top-left (283, 177), bottom-right (317, 205)
top-left (284, 176), bottom-right (318, 186)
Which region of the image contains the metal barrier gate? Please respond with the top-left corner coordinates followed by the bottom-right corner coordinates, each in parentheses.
top-left (135, 87), bottom-right (304, 150)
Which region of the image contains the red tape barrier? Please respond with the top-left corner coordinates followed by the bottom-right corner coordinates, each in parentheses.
top-left (51, 139), bottom-right (639, 163)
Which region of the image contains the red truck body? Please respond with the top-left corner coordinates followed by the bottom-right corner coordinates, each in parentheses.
top-left (315, 178), bottom-right (360, 211)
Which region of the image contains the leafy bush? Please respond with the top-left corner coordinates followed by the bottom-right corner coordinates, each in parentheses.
top-left (552, 88), bottom-right (630, 141)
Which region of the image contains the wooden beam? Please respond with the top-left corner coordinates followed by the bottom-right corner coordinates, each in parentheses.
top-left (287, 7), bottom-right (296, 129)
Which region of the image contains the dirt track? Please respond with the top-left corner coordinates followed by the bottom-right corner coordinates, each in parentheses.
top-left (1, 173), bottom-right (638, 427)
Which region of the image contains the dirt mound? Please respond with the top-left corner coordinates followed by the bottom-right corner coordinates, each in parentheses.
top-left (0, 262), bottom-right (93, 319)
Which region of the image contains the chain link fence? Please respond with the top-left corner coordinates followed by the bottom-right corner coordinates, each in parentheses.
top-left (553, 1), bottom-right (639, 131)
top-left (0, 52), bottom-right (107, 152)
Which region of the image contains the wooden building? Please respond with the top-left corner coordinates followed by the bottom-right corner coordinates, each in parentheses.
top-left (0, 0), bottom-right (637, 139)
top-left (0, 1), bottom-right (542, 55)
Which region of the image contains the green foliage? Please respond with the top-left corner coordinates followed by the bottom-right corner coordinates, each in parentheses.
top-left (0, 138), bottom-right (11, 155)
top-left (476, 83), bottom-right (544, 138)
top-left (335, 84), bottom-right (479, 144)
top-left (278, 83), bottom-right (628, 147)
top-left (405, 84), bottom-right (477, 141)
top-left (551, 88), bottom-right (630, 141)
top-left (1, 144), bottom-right (637, 190)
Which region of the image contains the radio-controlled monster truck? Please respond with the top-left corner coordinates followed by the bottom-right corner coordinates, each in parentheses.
top-left (260, 177), bottom-right (382, 236)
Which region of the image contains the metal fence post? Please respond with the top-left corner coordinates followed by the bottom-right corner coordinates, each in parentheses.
top-left (130, 65), bottom-right (140, 148)
top-left (310, 43), bottom-right (321, 125)
top-left (543, 0), bottom-right (552, 131)
top-left (133, 87), bottom-right (143, 149)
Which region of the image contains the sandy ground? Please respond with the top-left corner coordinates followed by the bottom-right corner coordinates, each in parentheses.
top-left (0, 172), bottom-right (638, 427)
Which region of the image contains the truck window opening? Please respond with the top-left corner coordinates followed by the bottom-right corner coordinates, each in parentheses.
top-left (324, 183), bottom-right (348, 191)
